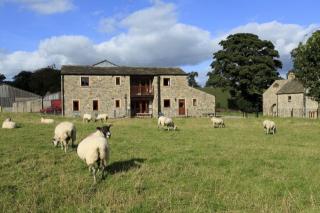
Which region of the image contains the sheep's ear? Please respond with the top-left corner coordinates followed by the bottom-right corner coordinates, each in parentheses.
top-left (108, 124), bottom-right (112, 128)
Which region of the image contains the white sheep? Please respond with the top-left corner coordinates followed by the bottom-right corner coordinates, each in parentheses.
top-left (158, 116), bottom-right (177, 131)
top-left (263, 120), bottom-right (276, 135)
top-left (77, 125), bottom-right (112, 184)
top-left (2, 117), bottom-right (16, 129)
top-left (211, 117), bottom-right (225, 128)
top-left (95, 113), bottom-right (108, 122)
top-left (40, 117), bottom-right (54, 124)
top-left (83, 113), bottom-right (93, 123)
top-left (52, 121), bottom-right (76, 152)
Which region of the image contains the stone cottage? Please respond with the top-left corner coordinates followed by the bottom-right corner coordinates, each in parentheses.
top-left (61, 64), bottom-right (215, 118)
top-left (263, 72), bottom-right (318, 118)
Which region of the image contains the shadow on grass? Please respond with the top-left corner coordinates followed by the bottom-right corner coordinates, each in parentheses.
top-left (106, 158), bottom-right (146, 175)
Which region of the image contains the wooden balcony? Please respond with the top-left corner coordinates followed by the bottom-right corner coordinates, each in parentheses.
top-left (130, 85), bottom-right (154, 97)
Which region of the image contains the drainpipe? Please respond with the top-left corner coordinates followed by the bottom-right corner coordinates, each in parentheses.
top-left (276, 94), bottom-right (279, 117)
top-left (61, 75), bottom-right (65, 116)
top-left (157, 76), bottom-right (161, 116)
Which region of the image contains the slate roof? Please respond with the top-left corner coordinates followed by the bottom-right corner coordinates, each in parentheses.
top-left (61, 65), bottom-right (187, 76)
top-left (277, 79), bottom-right (305, 94)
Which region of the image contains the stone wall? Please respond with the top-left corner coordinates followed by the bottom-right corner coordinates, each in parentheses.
top-left (159, 75), bottom-right (215, 117)
top-left (277, 93), bottom-right (304, 117)
top-left (305, 96), bottom-right (319, 118)
top-left (63, 75), bottom-right (130, 118)
top-left (12, 99), bottom-right (45, 113)
top-left (263, 80), bottom-right (288, 116)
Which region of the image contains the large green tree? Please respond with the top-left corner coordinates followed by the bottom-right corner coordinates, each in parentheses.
top-left (12, 67), bottom-right (60, 96)
top-left (187, 71), bottom-right (200, 88)
top-left (0, 73), bottom-right (5, 82)
top-left (28, 67), bottom-right (61, 96)
top-left (12, 71), bottom-right (33, 91)
top-left (291, 30), bottom-right (320, 102)
top-left (206, 33), bottom-right (282, 115)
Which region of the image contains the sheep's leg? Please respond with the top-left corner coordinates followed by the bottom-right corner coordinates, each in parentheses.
top-left (92, 167), bottom-right (97, 184)
top-left (101, 159), bottom-right (108, 180)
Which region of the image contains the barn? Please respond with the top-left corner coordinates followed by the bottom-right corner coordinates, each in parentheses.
top-left (0, 83), bottom-right (40, 112)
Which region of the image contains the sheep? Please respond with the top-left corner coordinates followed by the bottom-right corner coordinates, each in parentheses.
top-left (40, 117), bottom-right (54, 124)
top-left (211, 117), bottom-right (225, 128)
top-left (157, 116), bottom-right (177, 131)
top-left (263, 120), bottom-right (276, 135)
top-left (52, 121), bottom-right (76, 152)
top-left (95, 113), bottom-right (108, 122)
top-left (83, 113), bottom-right (93, 123)
top-left (77, 125), bottom-right (112, 184)
top-left (2, 117), bottom-right (16, 129)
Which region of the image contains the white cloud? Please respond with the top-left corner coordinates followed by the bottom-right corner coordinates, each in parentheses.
top-left (6, 0), bottom-right (74, 14)
top-left (93, 1), bottom-right (213, 67)
top-left (98, 18), bottom-right (118, 34)
top-left (0, 1), bottom-right (214, 78)
top-left (0, 0), bottom-right (318, 84)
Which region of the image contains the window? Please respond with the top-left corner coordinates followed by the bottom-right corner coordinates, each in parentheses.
top-left (116, 77), bottom-right (121, 85)
top-left (81, 77), bottom-right (89, 87)
top-left (164, 99), bottom-right (170, 108)
top-left (273, 83), bottom-right (279, 88)
top-left (288, 96), bottom-right (292, 102)
top-left (193, 99), bottom-right (197, 106)
top-left (93, 100), bottom-right (98, 111)
top-left (73, 100), bottom-right (79, 111)
top-left (163, 78), bottom-right (170, 86)
top-left (115, 100), bottom-right (120, 108)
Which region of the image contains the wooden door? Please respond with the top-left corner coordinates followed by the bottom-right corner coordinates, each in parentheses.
top-left (178, 99), bottom-right (185, 115)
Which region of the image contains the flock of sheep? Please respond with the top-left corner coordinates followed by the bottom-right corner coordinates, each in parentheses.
top-left (2, 114), bottom-right (112, 184)
top-left (1, 113), bottom-right (277, 183)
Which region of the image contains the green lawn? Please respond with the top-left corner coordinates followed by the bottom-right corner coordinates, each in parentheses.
top-left (1, 113), bottom-right (320, 212)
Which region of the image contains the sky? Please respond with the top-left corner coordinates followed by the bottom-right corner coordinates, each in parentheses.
top-left (0, 0), bottom-right (319, 85)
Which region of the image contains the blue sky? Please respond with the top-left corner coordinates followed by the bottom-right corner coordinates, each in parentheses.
top-left (0, 0), bottom-right (319, 85)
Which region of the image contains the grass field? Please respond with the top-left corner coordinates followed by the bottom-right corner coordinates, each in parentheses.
top-left (1, 113), bottom-right (320, 212)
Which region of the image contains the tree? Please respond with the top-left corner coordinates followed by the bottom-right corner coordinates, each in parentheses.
top-left (12, 71), bottom-right (33, 91)
top-left (291, 30), bottom-right (320, 103)
top-left (0, 73), bottom-right (5, 82)
top-left (187, 71), bottom-right (200, 88)
top-left (206, 33), bottom-right (282, 116)
top-left (28, 67), bottom-right (61, 96)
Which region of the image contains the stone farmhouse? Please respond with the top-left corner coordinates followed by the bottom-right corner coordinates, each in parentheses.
top-left (61, 64), bottom-right (215, 118)
top-left (263, 72), bottom-right (318, 118)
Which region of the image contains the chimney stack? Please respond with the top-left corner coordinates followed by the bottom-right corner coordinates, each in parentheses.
top-left (287, 71), bottom-right (296, 80)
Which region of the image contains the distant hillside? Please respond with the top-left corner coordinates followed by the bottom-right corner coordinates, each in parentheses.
top-left (200, 87), bottom-right (230, 109)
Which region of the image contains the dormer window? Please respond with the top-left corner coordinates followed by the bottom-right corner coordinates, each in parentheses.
top-left (81, 77), bottom-right (89, 87)
top-left (273, 83), bottom-right (279, 88)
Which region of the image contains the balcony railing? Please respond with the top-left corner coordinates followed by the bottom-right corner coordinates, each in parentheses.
top-left (131, 85), bottom-right (154, 97)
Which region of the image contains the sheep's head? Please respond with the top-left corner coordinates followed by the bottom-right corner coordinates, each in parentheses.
top-left (5, 117), bottom-right (11, 122)
top-left (52, 137), bottom-right (59, 147)
top-left (173, 125), bottom-right (178, 131)
top-left (97, 125), bottom-right (112, 138)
